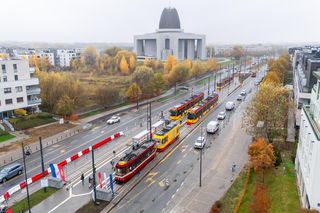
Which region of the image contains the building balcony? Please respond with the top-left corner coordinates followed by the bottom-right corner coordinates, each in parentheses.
top-left (26, 87), bottom-right (41, 95)
top-left (27, 98), bottom-right (41, 106)
top-left (30, 67), bottom-right (35, 73)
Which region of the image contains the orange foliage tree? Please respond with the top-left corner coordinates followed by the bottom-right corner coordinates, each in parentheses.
top-left (164, 55), bottom-right (175, 74)
top-left (119, 56), bottom-right (129, 75)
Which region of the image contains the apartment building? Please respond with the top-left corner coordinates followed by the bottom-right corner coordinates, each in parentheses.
top-left (0, 58), bottom-right (41, 119)
top-left (56, 49), bottom-right (80, 67)
top-left (295, 71), bottom-right (320, 211)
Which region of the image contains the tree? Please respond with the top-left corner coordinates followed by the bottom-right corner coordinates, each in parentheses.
top-left (129, 54), bottom-right (136, 71)
top-left (127, 83), bottom-right (142, 109)
top-left (0, 53), bottom-right (9, 58)
top-left (263, 71), bottom-right (281, 85)
top-left (164, 55), bottom-right (175, 74)
top-left (190, 60), bottom-right (205, 78)
top-left (132, 66), bottom-right (154, 89)
top-left (183, 59), bottom-right (193, 70)
top-left (119, 56), bottom-right (129, 75)
top-left (104, 47), bottom-right (122, 57)
top-left (243, 82), bottom-right (288, 140)
top-left (54, 95), bottom-right (75, 117)
top-left (168, 63), bottom-right (190, 86)
top-left (248, 138), bottom-right (275, 182)
top-left (81, 46), bottom-right (99, 68)
top-left (95, 86), bottom-right (121, 107)
top-left (207, 58), bottom-right (219, 71)
top-left (249, 183), bottom-right (270, 213)
top-left (231, 45), bottom-right (245, 60)
top-left (40, 56), bottom-right (51, 71)
top-left (114, 50), bottom-right (135, 73)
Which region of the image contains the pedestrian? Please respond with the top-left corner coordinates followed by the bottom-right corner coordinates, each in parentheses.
top-left (88, 176), bottom-right (92, 189)
top-left (110, 160), bottom-right (115, 170)
top-left (81, 173), bottom-right (84, 185)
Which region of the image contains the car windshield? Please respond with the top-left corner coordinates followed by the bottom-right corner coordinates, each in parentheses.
top-left (0, 168), bottom-right (10, 174)
top-left (197, 138), bottom-right (203, 143)
top-left (111, 116), bottom-right (117, 119)
top-left (219, 112), bottom-right (225, 115)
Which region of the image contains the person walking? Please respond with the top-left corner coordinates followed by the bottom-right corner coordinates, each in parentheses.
top-left (88, 176), bottom-right (92, 189)
top-left (81, 173), bottom-right (84, 185)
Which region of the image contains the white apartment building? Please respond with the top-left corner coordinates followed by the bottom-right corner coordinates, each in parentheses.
top-left (56, 49), bottom-right (79, 67)
top-left (0, 58), bottom-right (41, 119)
top-left (38, 51), bottom-right (55, 66)
top-left (296, 71), bottom-right (320, 211)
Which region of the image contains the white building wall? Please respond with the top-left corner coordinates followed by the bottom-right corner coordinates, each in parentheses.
top-left (0, 59), bottom-right (40, 118)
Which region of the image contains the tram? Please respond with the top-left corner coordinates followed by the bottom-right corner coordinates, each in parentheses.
top-left (169, 92), bottom-right (204, 120)
top-left (154, 121), bottom-right (180, 152)
top-left (115, 138), bottom-right (156, 183)
top-left (216, 76), bottom-right (233, 90)
top-left (186, 93), bottom-right (219, 125)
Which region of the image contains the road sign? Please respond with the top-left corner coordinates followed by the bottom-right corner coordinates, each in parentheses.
top-left (41, 179), bottom-right (48, 188)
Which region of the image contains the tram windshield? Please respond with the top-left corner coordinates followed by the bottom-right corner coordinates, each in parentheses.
top-left (116, 167), bottom-right (127, 176)
top-left (169, 109), bottom-right (178, 116)
top-left (187, 112), bottom-right (197, 120)
top-left (154, 138), bottom-right (162, 146)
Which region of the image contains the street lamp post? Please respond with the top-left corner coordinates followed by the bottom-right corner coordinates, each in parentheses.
top-left (207, 76), bottom-right (210, 96)
top-left (91, 148), bottom-right (97, 204)
top-left (199, 126), bottom-right (203, 187)
top-left (39, 137), bottom-right (46, 193)
top-left (22, 143), bottom-right (31, 213)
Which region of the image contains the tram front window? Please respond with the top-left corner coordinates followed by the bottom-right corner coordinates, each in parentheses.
top-left (154, 138), bottom-right (162, 146)
top-left (116, 167), bottom-right (127, 176)
top-left (187, 112), bottom-right (197, 120)
top-left (169, 109), bottom-right (178, 116)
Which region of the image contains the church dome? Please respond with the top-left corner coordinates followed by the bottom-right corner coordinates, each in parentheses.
top-left (159, 7), bottom-right (181, 29)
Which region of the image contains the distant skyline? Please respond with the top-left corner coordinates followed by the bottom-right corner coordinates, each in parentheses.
top-left (1, 0), bottom-right (320, 44)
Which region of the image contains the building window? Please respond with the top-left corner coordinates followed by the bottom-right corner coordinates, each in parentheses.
top-left (4, 88), bottom-right (12, 94)
top-left (16, 86), bottom-right (23, 92)
top-left (5, 99), bottom-right (13, 105)
top-left (3, 76), bottom-right (7, 82)
top-left (17, 97), bottom-right (24, 103)
top-left (13, 64), bottom-right (17, 72)
top-left (14, 75), bottom-right (18, 81)
top-left (165, 39), bottom-right (170, 50)
top-left (1, 64), bottom-right (6, 73)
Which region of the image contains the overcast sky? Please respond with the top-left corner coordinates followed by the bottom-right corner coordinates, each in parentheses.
top-left (1, 0), bottom-right (319, 44)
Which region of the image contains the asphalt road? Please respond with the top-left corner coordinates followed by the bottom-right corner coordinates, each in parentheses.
top-left (0, 71), bottom-right (231, 197)
top-left (110, 75), bottom-right (256, 213)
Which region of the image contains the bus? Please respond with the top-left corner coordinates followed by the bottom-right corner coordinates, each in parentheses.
top-left (154, 121), bottom-right (180, 152)
top-left (169, 92), bottom-right (204, 120)
top-left (186, 93), bottom-right (219, 125)
top-left (115, 139), bottom-right (156, 183)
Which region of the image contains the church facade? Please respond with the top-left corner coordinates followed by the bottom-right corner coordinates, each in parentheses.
top-left (134, 7), bottom-right (206, 61)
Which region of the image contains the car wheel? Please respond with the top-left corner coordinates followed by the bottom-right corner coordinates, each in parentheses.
top-left (2, 178), bottom-right (6, 183)
top-left (18, 170), bottom-right (22, 175)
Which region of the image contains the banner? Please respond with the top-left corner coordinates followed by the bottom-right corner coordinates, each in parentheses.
top-left (109, 174), bottom-right (114, 195)
top-left (98, 172), bottom-right (102, 189)
top-left (58, 165), bottom-right (65, 181)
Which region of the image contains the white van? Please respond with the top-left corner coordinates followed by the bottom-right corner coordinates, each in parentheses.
top-left (206, 121), bottom-right (219, 134)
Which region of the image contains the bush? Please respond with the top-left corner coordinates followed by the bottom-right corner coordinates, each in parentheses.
top-left (274, 149), bottom-right (282, 167)
top-left (14, 108), bottom-right (27, 116)
top-left (0, 129), bottom-right (7, 136)
top-left (211, 200), bottom-right (222, 213)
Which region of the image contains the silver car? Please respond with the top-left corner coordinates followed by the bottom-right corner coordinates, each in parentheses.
top-left (0, 163), bottom-right (23, 183)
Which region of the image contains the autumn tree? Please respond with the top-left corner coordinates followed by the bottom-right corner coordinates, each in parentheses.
top-left (190, 60), bottom-right (205, 78)
top-left (183, 59), bottom-right (193, 70)
top-left (54, 95), bottom-right (75, 117)
top-left (168, 63), bottom-right (190, 86)
top-left (114, 50), bottom-right (135, 73)
top-left (95, 86), bottom-right (121, 107)
top-left (248, 138), bottom-right (275, 182)
top-left (129, 54), bottom-right (136, 71)
top-left (0, 53), bottom-right (9, 58)
top-left (127, 83), bottom-right (142, 109)
top-left (249, 183), bottom-right (270, 213)
top-left (119, 56), bottom-right (129, 75)
top-left (231, 45), bottom-right (245, 60)
top-left (207, 58), bottom-right (219, 71)
top-left (164, 55), bottom-right (175, 74)
top-left (243, 82), bottom-right (288, 141)
top-left (132, 65), bottom-right (154, 91)
top-left (104, 47), bottom-right (122, 57)
top-left (263, 71), bottom-right (281, 85)
top-left (81, 46), bottom-right (99, 69)
top-left (40, 56), bottom-right (51, 71)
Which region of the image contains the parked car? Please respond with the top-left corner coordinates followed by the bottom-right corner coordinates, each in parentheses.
top-left (206, 121), bottom-right (219, 134)
top-left (240, 90), bottom-right (247, 96)
top-left (107, 116), bottom-right (121, 124)
top-left (194, 136), bottom-right (206, 149)
top-left (179, 86), bottom-right (189, 91)
top-left (225, 101), bottom-right (235, 111)
top-left (237, 95), bottom-right (243, 101)
top-left (217, 111), bottom-right (226, 120)
top-left (0, 163), bottom-right (23, 183)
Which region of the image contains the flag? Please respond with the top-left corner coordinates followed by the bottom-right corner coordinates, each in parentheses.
top-left (98, 172), bottom-right (102, 189)
top-left (58, 165), bottom-right (65, 181)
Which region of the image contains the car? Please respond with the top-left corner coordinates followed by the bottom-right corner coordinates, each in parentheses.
top-left (107, 115), bottom-right (120, 124)
top-left (179, 86), bottom-right (189, 91)
top-left (0, 163), bottom-right (23, 183)
top-left (194, 136), bottom-right (206, 149)
top-left (237, 95), bottom-right (243, 101)
top-left (206, 121), bottom-right (219, 134)
top-left (225, 101), bottom-right (235, 111)
top-left (217, 111), bottom-right (226, 120)
top-left (240, 90), bottom-right (247, 96)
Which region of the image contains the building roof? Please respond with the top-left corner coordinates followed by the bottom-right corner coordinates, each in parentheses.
top-left (159, 7), bottom-right (181, 29)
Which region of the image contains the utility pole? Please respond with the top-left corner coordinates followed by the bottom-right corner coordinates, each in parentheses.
top-left (199, 126), bottom-right (203, 187)
top-left (91, 148), bottom-right (97, 204)
top-left (207, 76), bottom-right (210, 96)
top-left (147, 102), bottom-right (152, 139)
top-left (39, 137), bottom-right (46, 193)
top-left (22, 143), bottom-right (31, 213)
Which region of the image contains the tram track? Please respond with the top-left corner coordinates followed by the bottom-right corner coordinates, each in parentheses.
top-left (105, 84), bottom-right (243, 212)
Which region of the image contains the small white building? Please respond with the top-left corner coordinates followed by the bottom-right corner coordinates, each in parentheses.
top-left (0, 58), bottom-right (41, 119)
top-left (296, 71), bottom-right (320, 211)
top-left (38, 51), bottom-right (55, 66)
top-left (56, 49), bottom-right (80, 67)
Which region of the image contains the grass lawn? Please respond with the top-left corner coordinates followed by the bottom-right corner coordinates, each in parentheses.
top-left (10, 187), bottom-right (59, 212)
top-left (158, 90), bottom-right (186, 102)
top-left (220, 153), bottom-right (300, 213)
top-left (0, 133), bottom-right (15, 143)
top-left (9, 112), bottom-right (55, 130)
top-left (79, 102), bottom-right (129, 119)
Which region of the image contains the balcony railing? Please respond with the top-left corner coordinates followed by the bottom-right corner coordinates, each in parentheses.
top-left (26, 88), bottom-right (41, 95)
top-left (27, 98), bottom-right (41, 105)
